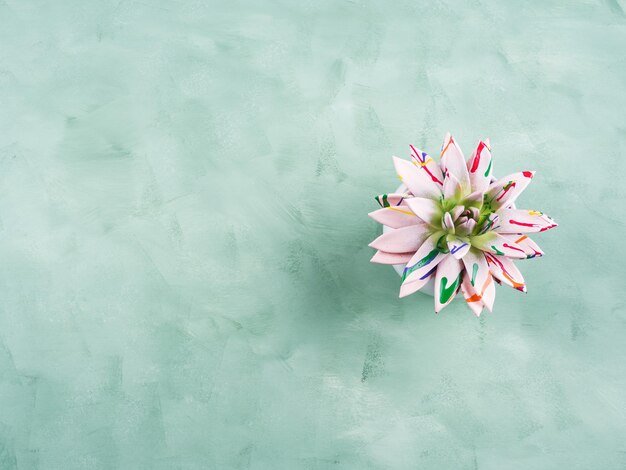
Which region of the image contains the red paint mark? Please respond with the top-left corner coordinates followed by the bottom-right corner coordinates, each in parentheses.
top-left (496, 182), bottom-right (516, 202)
top-left (509, 219), bottom-right (536, 228)
top-left (424, 167), bottom-right (444, 186)
top-left (409, 145), bottom-right (444, 186)
top-left (485, 253), bottom-right (525, 290)
top-left (470, 141), bottom-right (486, 173)
top-left (409, 145), bottom-right (423, 162)
top-left (503, 243), bottom-right (525, 254)
top-left (539, 224), bottom-right (558, 232)
top-left (522, 171), bottom-right (534, 178)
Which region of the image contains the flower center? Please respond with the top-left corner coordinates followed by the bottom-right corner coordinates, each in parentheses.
top-left (439, 200), bottom-right (500, 240)
top-left (441, 204), bottom-right (479, 236)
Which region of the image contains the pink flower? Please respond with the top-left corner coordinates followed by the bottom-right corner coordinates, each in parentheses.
top-left (369, 133), bottom-right (557, 315)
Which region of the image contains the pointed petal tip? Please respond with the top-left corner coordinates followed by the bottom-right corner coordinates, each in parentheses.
top-left (522, 171), bottom-right (536, 179)
top-left (399, 282), bottom-right (422, 298)
top-left (539, 223), bottom-right (558, 232)
top-left (399, 289), bottom-right (415, 299)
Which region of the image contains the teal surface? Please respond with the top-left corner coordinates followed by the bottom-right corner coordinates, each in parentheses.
top-left (1, 1), bottom-right (625, 469)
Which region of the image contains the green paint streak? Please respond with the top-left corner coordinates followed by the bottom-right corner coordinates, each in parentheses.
top-left (471, 263), bottom-right (478, 286)
top-left (484, 158), bottom-right (492, 177)
top-left (491, 245), bottom-right (505, 256)
top-left (439, 274), bottom-right (462, 304)
top-left (382, 194), bottom-right (389, 207)
top-left (436, 234), bottom-right (450, 253)
top-left (402, 249), bottom-right (438, 281)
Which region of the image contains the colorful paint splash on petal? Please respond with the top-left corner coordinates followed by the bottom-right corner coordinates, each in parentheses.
top-left (439, 273), bottom-right (461, 305)
top-left (402, 248), bottom-right (439, 281)
top-left (369, 134), bottom-right (555, 315)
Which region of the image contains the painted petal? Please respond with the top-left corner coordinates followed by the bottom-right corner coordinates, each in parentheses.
top-left (443, 172), bottom-right (466, 201)
top-left (442, 212), bottom-right (455, 233)
top-left (447, 235), bottom-right (471, 259)
top-left (435, 255), bottom-right (463, 312)
top-left (463, 255), bottom-right (496, 312)
top-left (477, 212), bottom-right (500, 235)
top-left (399, 232), bottom-right (447, 297)
top-left (374, 193), bottom-right (409, 208)
top-left (368, 207), bottom-right (423, 228)
top-left (461, 273), bottom-right (484, 317)
top-left (484, 171), bottom-right (535, 212)
top-left (461, 247), bottom-right (490, 293)
top-left (370, 250), bottom-right (414, 265)
top-left (409, 145), bottom-right (445, 187)
top-left (485, 253), bottom-right (527, 292)
top-left (466, 141), bottom-right (493, 193)
top-left (494, 209), bottom-right (558, 234)
top-left (405, 197), bottom-right (443, 226)
top-left (481, 274), bottom-right (496, 312)
top-left (393, 156), bottom-right (442, 199)
top-left (506, 235), bottom-right (544, 258)
top-left (440, 133), bottom-right (470, 194)
top-left (369, 225), bottom-right (430, 253)
top-left (470, 232), bottom-right (527, 259)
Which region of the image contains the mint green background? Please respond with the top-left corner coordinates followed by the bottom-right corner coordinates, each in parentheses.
top-left (1, 1), bottom-right (625, 469)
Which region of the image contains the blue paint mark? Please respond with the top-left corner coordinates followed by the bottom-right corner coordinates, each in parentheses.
top-left (450, 243), bottom-right (468, 254)
top-left (419, 266), bottom-right (437, 280)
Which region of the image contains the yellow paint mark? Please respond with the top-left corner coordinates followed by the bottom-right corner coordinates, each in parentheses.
top-left (412, 158), bottom-right (433, 167)
top-left (388, 207), bottom-right (416, 216)
top-left (527, 210), bottom-right (542, 216)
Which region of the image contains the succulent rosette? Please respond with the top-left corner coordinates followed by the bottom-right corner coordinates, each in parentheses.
top-left (369, 133), bottom-right (557, 315)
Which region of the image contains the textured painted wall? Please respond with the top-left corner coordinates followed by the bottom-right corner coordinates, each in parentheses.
top-left (0, 1), bottom-right (625, 469)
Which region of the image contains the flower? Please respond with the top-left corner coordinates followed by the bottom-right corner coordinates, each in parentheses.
top-left (368, 133), bottom-right (557, 315)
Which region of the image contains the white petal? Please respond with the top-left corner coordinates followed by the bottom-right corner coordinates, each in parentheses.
top-left (393, 156), bottom-right (443, 199)
top-left (440, 133), bottom-right (471, 194)
top-left (434, 255), bottom-right (463, 312)
top-left (405, 197), bottom-right (442, 226)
